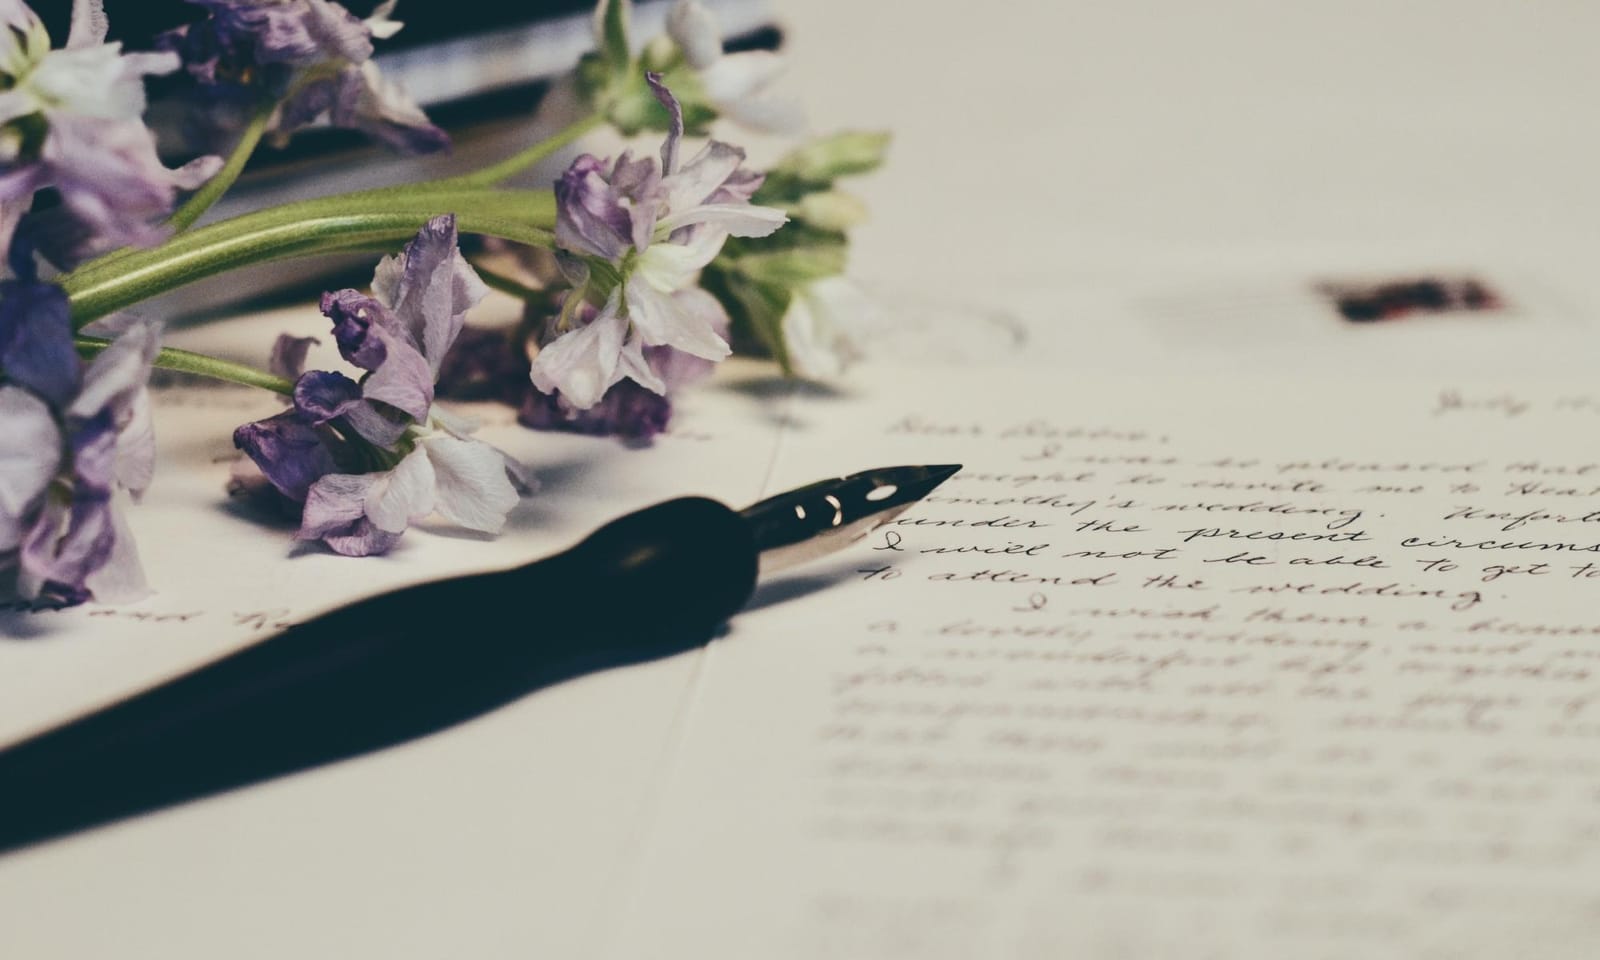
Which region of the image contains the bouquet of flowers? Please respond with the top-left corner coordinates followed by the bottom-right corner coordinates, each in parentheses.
top-left (0, 0), bottom-right (885, 607)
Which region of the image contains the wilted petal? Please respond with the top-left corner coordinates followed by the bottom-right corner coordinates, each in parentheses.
top-left (19, 492), bottom-right (116, 604)
top-left (648, 288), bottom-right (728, 390)
top-left (69, 320), bottom-right (158, 423)
top-left (298, 471), bottom-right (375, 537)
top-left (0, 386), bottom-right (60, 551)
top-left (529, 305), bottom-right (627, 409)
top-left (116, 387), bottom-right (156, 498)
top-left (234, 410), bottom-right (338, 502)
top-left (70, 410), bottom-right (119, 497)
top-left (377, 214), bottom-right (486, 374)
top-left (319, 517), bottom-right (401, 556)
top-left (269, 333), bottom-right (319, 380)
top-left (293, 369), bottom-right (363, 424)
top-left (624, 274), bottom-right (730, 361)
top-left (358, 328), bottom-right (432, 423)
top-left (633, 228), bottom-right (724, 292)
top-left (300, 0), bottom-right (376, 63)
top-left (328, 61), bottom-right (448, 154)
top-left (663, 140), bottom-right (746, 211)
top-left (0, 275), bottom-right (79, 407)
top-left (554, 155), bottom-right (634, 260)
top-left (654, 201), bottom-right (787, 239)
top-left (422, 435), bottom-right (519, 534)
top-left (646, 72), bottom-right (684, 175)
top-left (615, 334), bottom-right (667, 395)
top-left (364, 448), bottom-right (435, 533)
top-left (81, 500), bottom-right (149, 603)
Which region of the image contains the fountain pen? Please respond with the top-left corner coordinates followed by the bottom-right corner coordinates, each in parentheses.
top-left (0, 464), bottom-right (961, 856)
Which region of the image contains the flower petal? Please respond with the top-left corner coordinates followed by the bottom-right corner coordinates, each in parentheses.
top-left (0, 386), bottom-right (61, 551)
top-left (234, 410), bottom-right (339, 503)
top-left (81, 500), bottom-right (149, 603)
top-left (364, 449), bottom-right (436, 533)
top-left (422, 435), bottom-right (520, 534)
top-left (699, 50), bottom-right (786, 103)
top-left (529, 305), bottom-right (627, 409)
top-left (654, 202), bottom-right (787, 239)
top-left (667, 0), bottom-right (722, 70)
top-left (379, 214), bottom-right (486, 375)
top-left (624, 274), bottom-right (730, 361)
top-left (0, 275), bottom-right (80, 408)
top-left (662, 140), bottom-right (745, 212)
top-left (68, 319), bottom-right (157, 423)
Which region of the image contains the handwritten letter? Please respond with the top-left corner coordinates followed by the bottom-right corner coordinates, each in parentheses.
top-left (607, 373), bottom-right (1600, 959)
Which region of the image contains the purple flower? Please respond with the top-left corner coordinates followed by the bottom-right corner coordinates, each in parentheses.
top-left (234, 215), bottom-right (528, 557)
top-left (0, 0), bottom-right (221, 265)
top-left (531, 76), bottom-right (785, 409)
top-left (162, 0), bottom-right (447, 153)
top-left (0, 261), bottom-right (158, 605)
top-left (518, 283), bottom-right (726, 438)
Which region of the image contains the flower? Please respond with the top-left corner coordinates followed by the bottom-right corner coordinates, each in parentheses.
top-left (0, 248), bottom-right (157, 605)
top-left (233, 215), bottom-right (528, 557)
top-left (780, 277), bottom-right (870, 379)
top-left (664, 0), bottom-right (802, 133)
top-left (522, 286), bottom-right (727, 439)
top-left (161, 0), bottom-right (446, 153)
top-left (530, 75), bottom-right (785, 409)
top-left (0, 0), bottom-right (221, 265)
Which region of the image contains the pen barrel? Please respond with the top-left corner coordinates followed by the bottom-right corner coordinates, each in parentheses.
top-left (0, 496), bottom-right (757, 856)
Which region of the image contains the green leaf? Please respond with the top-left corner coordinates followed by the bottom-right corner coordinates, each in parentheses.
top-left (792, 190), bottom-right (869, 232)
top-left (726, 245), bottom-right (848, 288)
top-left (766, 131), bottom-right (891, 190)
top-left (703, 266), bottom-right (793, 374)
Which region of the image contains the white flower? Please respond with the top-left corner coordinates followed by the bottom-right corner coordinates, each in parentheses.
top-left (666, 0), bottom-right (803, 133)
top-left (782, 277), bottom-right (871, 379)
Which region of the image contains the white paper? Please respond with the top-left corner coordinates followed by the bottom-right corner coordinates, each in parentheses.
top-left (605, 366), bottom-right (1600, 959)
top-left (0, 306), bottom-right (791, 959)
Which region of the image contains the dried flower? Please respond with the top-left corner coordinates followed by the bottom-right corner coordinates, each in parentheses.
top-left (531, 76), bottom-right (784, 409)
top-left (0, 0), bottom-right (220, 264)
top-left (0, 249), bottom-right (157, 604)
top-left (161, 0), bottom-right (446, 153)
top-left (234, 215), bottom-right (527, 557)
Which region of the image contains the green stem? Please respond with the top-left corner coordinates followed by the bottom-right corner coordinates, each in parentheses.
top-left (75, 337), bottom-right (293, 395)
top-left (434, 112), bottom-right (605, 189)
top-left (167, 98), bottom-right (276, 234)
top-left (62, 190), bottom-right (558, 327)
top-left (470, 259), bottom-right (547, 302)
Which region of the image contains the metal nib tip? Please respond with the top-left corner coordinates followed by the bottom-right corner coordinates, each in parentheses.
top-left (741, 464), bottom-right (964, 575)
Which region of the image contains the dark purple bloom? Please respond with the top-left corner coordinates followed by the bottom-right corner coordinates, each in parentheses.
top-left (519, 379), bottom-right (673, 441)
top-left (434, 325), bottom-right (531, 406)
top-left (1, 315), bottom-right (160, 607)
top-left (232, 410), bottom-right (339, 503)
top-left (161, 0), bottom-right (447, 154)
top-left (0, 252), bottom-right (80, 408)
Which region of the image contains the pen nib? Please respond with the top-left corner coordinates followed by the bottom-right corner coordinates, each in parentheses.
top-left (740, 464), bottom-right (962, 575)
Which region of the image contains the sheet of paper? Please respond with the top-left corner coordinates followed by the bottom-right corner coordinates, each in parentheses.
top-left (0, 306), bottom-right (790, 960)
top-left (605, 365), bottom-right (1600, 959)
